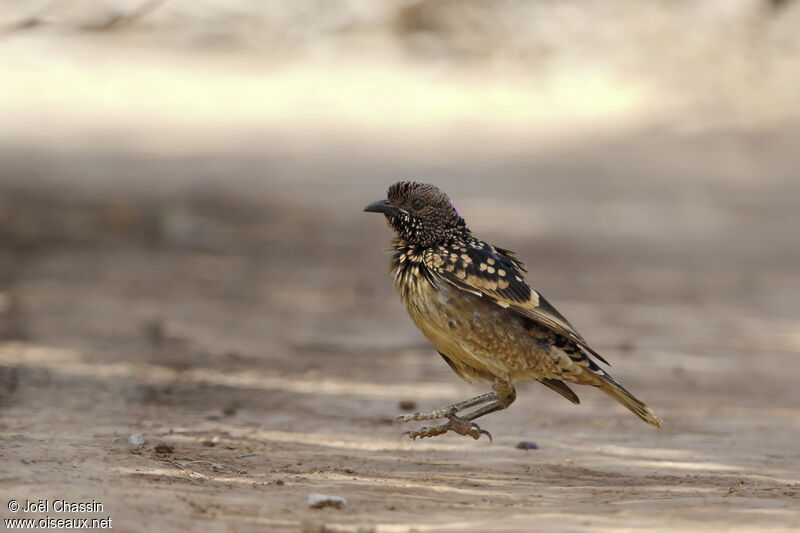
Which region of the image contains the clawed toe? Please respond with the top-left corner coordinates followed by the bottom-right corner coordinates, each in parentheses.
top-left (402, 424), bottom-right (450, 440)
top-left (445, 414), bottom-right (491, 441)
top-left (399, 413), bottom-right (492, 442)
top-left (396, 412), bottom-right (427, 423)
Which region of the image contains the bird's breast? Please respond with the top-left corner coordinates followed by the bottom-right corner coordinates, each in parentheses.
top-left (390, 245), bottom-right (561, 382)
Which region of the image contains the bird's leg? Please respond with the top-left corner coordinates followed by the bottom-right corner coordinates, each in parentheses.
top-left (461, 381), bottom-right (516, 422)
top-left (396, 392), bottom-right (496, 422)
top-left (398, 381), bottom-right (515, 441)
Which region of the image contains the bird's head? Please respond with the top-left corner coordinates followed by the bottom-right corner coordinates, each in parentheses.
top-left (363, 181), bottom-right (468, 246)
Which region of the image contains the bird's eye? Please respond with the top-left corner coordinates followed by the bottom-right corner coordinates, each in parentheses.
top-left (412, 199), bottom-right (425, 210)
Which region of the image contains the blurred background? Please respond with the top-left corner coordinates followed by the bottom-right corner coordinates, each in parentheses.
top-left (1, 1), bottom-right (799, 531)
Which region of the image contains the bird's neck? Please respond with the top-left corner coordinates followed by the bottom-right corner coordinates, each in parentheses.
top-left (389, 239), bottom-right (438, 301)
top-left (390, 239), bottom-right (426, 269)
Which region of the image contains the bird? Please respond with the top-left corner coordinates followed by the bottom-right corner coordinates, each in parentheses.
top-left (363, 181), bottom-right (662, 440)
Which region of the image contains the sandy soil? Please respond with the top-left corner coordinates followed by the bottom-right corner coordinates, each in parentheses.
top-left (0, 128), bottom-right (799, 532)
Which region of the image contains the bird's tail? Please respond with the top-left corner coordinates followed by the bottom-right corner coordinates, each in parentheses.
top-left (596, 374), bottom-right (662, 428)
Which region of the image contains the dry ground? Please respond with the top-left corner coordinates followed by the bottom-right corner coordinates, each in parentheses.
top-left (1, 129), bottom-right (799, 532)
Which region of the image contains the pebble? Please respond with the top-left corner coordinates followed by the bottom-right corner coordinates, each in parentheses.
top-left (398, 400), bottom-right (417, 411)
top-left (516, 441), bottom-right (539, 450)
top-left (307, 493), bottom-right (347, 509)
top-left (128, 433), bottom-right (146, 448)
top-left (153, 440), bottom-right (176, 454)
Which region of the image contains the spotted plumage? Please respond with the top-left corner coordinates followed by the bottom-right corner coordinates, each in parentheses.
top-left (364, 181), bottom-right (662, 440)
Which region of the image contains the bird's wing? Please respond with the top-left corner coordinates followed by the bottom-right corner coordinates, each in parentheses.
top-left (423, 240), bottom-right (610, 365)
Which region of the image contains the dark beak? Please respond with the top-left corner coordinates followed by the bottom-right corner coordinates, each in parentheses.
top-left (363, 199), bottom-right (402, 216)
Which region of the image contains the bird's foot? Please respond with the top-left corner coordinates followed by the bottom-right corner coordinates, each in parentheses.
top-left (402, 413), bottom-right (492, 442)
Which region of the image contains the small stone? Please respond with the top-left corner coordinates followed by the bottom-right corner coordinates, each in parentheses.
top-left (398, 400), bottom-right (417, 411)
top-left (153, 440), bottom-right (176, 454)
top-left (516, 441), bottom-right (539, 450)
top-left (275, 479), bottom-right (285, 486)
top-left (307, 493), bottom-right (347, 509)
top-left (128, 433), bottom-right (146, 448)
top-left (201, 436), bottom-right (220, 447)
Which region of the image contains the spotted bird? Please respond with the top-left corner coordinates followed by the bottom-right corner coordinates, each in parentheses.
top-left (364, 181), bottom-right (662, 440)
